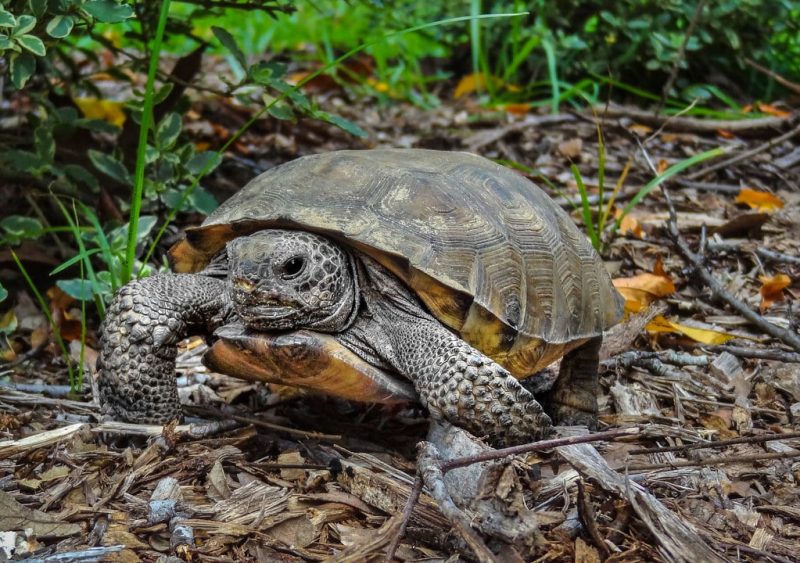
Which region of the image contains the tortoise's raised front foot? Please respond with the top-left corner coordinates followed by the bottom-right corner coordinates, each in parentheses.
top-left (541, 336), bottom-right (602, 428)
top-left (98, 274), bottom-right (229, 424)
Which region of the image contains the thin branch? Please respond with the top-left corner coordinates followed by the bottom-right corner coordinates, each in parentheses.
top-left (657, 0), bottom-right (707, 114)
top-left (626, 450), bottom-right (800, 472)
top-left (696, 344), bottom-right (800, 363)
top-left (629, 431), bottom-right (800, 456)
top-left (687, 121), bottom-right (800, 180)
top-left (592, 104), bottom-right (794, 133)
top-left (384, 475), bottom-right (423, 561)
top-left (439, 427), bottom-right (640, 473)
top-left (662, 188), bottom-right (800, 353)
top-left (745, 58), bottom-right (800, 95)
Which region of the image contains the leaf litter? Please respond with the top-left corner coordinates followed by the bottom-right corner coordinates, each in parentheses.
top-left (2, 58), bottom-right (800, 561)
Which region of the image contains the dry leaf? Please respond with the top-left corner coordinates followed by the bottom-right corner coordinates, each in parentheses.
top-left (502, 102), bottom-right (530, 116)
top-left (744, 103), bottom-right (791, 118)
top-left (618, 214), bottom-right (643, 238)
top-left (628, 123), bottom-right (652, 136)
top-left (735, 188), bottom-right (784, 212)
top-left (73, 97), bottom-right (126, 127)
top-left (656, 159), bottom-right (669, 174)
top-left (645, 315), bottom-right (737, 345)
top-left (453, 72), bottom-right (502, 99)
top-left (613, 270), bottom-right (675, 313)
top-left (557, 137), bottom-right (583, 158)
top-left (717, 129), bottom-right (736, 139)
top-left (759, 273), bottom-right (791, 312)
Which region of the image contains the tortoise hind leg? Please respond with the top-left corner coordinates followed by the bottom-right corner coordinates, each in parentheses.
top-left (541, 336), bottom-right (602, 428)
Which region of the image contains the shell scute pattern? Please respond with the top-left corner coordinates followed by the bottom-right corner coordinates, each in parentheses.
top-left (172, 149), bottom-right (623, 376)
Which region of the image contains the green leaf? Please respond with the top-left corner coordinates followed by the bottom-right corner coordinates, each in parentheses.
top-left (189, 186), bottom-right (218, 214)
top-left (29, 0), bottom-right (48, 17)
top-left (155, 112), bottom-right (182, 149)
top-left (0, 36), bottom-right (12, 50)
top-left (83, 0), bottom-right (134, 23)
top-left (10, 52), bottom-right (36, 89)
top-left (267, 102), bottom-right (294, 121)
top-left (317, 112), bottom-right (368, 138)
top-left (88, 149), bottom-right (132, 185)
top-left (152, 82), bottom-right (174, 105)
top-left (57, 278), bottom-right (94, 301)
top-left (63, 164), bottom-right (99, 190)
top-left (16, 35), bottom-right (46, 56)
top-left (211, 26), bottom-right (247, 71)
top-left (34, 126), bottom-right (55, 162)
top-left (46, 15), bottom-right (74, 38)
top-left (0, 282), bottom-right (7, 303)
top-left (1, 215), bottom-right (43, 239)
top-left (0, 8), bottom-right (16, 28)
top-left (186, 151), bottom-right (221, 175)
top-left (5, 149), bottom-right (45, 173)
top-left (13, 15), bottom-right (36, 37)
top-left (251, 61), bottom-right (287, 85)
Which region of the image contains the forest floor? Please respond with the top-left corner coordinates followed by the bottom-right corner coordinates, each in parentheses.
top-left (2, 68), bottom-right (800, 562)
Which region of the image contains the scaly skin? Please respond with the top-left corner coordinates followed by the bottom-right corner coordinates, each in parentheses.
top-left (98, 274), bottom-right (231, 423)
top-left (541, 336), bottom-right (602, 428)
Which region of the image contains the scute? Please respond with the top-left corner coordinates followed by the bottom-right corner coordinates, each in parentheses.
top-left (169, 149), bottom-right (624, 376)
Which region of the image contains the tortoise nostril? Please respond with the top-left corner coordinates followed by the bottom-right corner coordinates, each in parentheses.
top-left (234, 278), bottom-right (256, 292)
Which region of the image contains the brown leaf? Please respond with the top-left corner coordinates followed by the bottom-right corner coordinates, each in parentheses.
top-left (613, 270), bottom-right (675, 313)
top-left (557, 137), bottom-right (583, 158)
top-left (0, 490), bottom-right (81, 538)
top-left (759, 273), bottom-right (791, 312)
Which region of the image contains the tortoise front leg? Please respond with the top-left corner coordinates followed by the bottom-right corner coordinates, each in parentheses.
top-left (541, 336), bottom-right (602, 428)
top-left (98, 274), bottom-right (231, 424)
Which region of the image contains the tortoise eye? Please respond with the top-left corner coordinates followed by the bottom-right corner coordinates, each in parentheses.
top-left (281, 256), bottom-right (306, 279)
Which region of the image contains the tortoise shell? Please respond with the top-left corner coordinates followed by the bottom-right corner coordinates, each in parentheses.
top-left (170, 149), bottom-right (624, 377)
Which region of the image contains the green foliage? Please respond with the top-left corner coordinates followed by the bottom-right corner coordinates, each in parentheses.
top-left (470, 0), bottom-right (800, 104)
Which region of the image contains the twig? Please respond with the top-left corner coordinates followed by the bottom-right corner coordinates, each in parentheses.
top-left (184, 405), bottom-right (343, 441)
top-left (662, 187), bottom-right (800, 353)
top-left (629, 431), bottom-right (800, 455)
top-left (705, 241), bottom-right (800, 267)
top-left (417, 442), bottom-right (499, 563)
top-left (439, 427), bottom-right (640, 473)
top-left (675, 180), bottom-right (742, 194)
top-left (591, 104), bottom-right (794, 133)
top-left (696, 344), bottom-right (800, 363)
top-left (385, 474), bottom-right (423, 561)
top-left (657, 0), bottom-right (707, 114)
top-left (603, 350), bottom-right (710, 369)
top-left (745, 58), bottom-right (800, 95)
top-left (577, 479), bottom-right (610, 555)
top-left (720, 542), bottom-right (795, 563)
top-left (687, 121), bottom-right (800, 180)
top-left (463, 113), bottom-right (576, 150)
top-left (626, 450), bottom-right (800, 472)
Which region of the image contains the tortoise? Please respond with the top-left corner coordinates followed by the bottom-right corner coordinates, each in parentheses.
top-left (98, 149), bottom-right (624, 445)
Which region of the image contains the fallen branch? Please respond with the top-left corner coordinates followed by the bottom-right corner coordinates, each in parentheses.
top-left (591, 104), bottom-right (794, 133)
top-left (626, 450), bottom-right (800, 472)
top-left (385, 475), bottom-right (424, 561)
top-left (697, 344), bottom-right (800, 363)
top-left (687, 121), bottom-right (800, 180)
top-left (662, 188), bottom-right (800, 353)
top-left (745, 58), bottom-right (800, 95)
top-left (629, 431), bottom-right (800, 456)
top-left (705, 241), bottom-right (800, 267)
top-left (558, 443), bottom-right (728, 563)
top-left (439, 426), bottom-right (640, 473)
top-left (417, 442), bottom-right (498, 563)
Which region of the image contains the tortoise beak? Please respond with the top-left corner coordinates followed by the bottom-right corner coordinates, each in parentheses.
top-left (204, 324), bottom-right (417, 404)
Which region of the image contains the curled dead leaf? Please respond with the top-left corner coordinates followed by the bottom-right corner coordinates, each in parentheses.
top-left (759, 273), bottom-right (791, 312)
top-left (735, 188), bottom-right (784, 213)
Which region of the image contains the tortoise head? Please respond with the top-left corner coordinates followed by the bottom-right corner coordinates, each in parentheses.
top-left (226, 229), bottom-right (359, 332)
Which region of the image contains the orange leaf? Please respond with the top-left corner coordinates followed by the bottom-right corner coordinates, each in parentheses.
top-left (656, 159), bottom-right (669, 174)
top-left (502, 102), bottom-right (530, 116)
top-left (613, 270), bottom-right (675, 313)
top-left (735, 188), bottom-right (784, 213)
top-left (717, 129), bottom-right (735, 139)
top-left (453, 72), bottom-right (502, 99)
top-left (755, 103), bottom-right (791, 119)
top-left (759, 273), bottom-right (791, 312)
top-left (645, 315), bottom-right (737, 344)
top-left (618, 214), bottom-right (643, 238)
top-left (628, 123), bottom-right (652, 136)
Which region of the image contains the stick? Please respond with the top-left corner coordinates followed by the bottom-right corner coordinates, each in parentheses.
top-left (385, 474), bottom-right (423, 561)
top-left (439, 427), bottom-right (639, 473)
top-left (629, 431), bottom-right (800, 455)
top-left (626, 450), bottom-right (800, 472)
top-left (687, 121), bottom-right (800, 180)
top-left (745, 58), bottom-right (800, 95)
top-left (591, 105), bottom-right (794, 133)
top-left (185, 405), bottom-right (343, 441)
top-left (657, 0), bottom-right (707, 114)
top-left (696, 344), bottom-right (800, 363)
top-left (662, 188), bottom-right (800, 353)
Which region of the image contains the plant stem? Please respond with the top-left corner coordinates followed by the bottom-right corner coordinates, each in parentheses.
top-left (124, 0), bottom-right (171, 284)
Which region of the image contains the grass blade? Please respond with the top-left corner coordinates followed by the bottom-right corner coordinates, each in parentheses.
top-left (124, 0), bottom-right (171, 284)
top-left (571, 164), bottom-right (599, 249)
